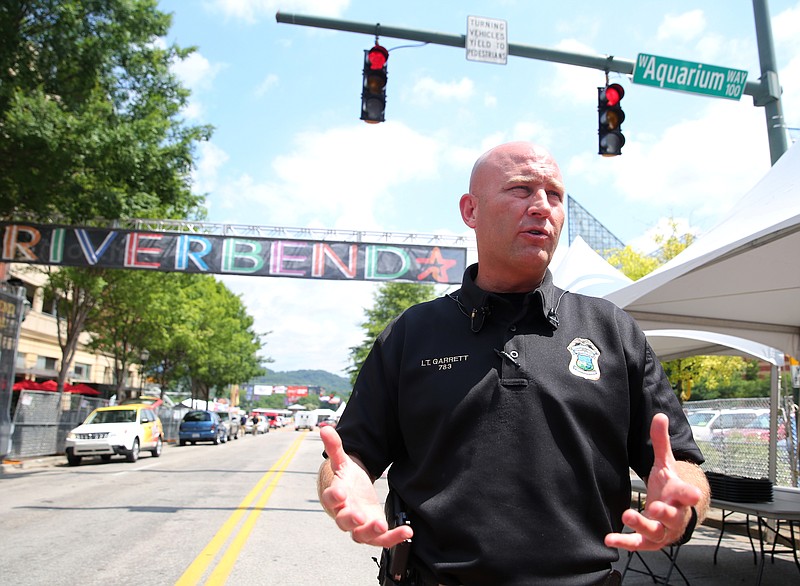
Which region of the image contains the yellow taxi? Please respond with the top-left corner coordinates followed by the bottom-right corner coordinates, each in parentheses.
top-left (65, 404), bottom-right (164, 466)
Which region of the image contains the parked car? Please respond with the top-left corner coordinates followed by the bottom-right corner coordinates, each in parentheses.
top-left (688, 408), bottom-right (767, 441)
top-left (244, 416), bottom-right (269, 435)
top-left (65, 404), bottom-right (164, 466)
top-left (717, 412), bottom-right (788, 442)
top-left (219, 411), bottom-right (242, 441)
top-left (179, 410), bottom-right (227, 445)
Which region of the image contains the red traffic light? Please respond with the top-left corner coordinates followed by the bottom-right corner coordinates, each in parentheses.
top-left (603, 83), bottom-right (624, 107)
top-left (367, 44), bottom-right (389, 70)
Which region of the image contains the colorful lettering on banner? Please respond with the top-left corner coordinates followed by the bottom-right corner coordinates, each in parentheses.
top-left (0, 222), bottom-right (467, 285)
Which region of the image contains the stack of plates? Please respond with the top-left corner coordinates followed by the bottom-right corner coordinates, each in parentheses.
top-left (707, 472), bottom-right (773, 503)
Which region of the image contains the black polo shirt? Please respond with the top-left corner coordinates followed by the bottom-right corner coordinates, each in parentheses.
top-left (336, 264), bottom-right (703, 586)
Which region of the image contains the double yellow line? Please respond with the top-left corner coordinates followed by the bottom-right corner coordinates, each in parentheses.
top-left (175, 432), bottom-right (307, 585)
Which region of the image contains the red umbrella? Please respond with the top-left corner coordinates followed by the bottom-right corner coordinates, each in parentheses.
top-left (39, 380), bottom-right (60, 391)
top-left (12, 380), bottom-right (39, 391)
top-left (68, 383), bottom-right (100, 396)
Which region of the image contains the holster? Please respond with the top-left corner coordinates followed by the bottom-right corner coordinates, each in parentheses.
top-left (377, 488), bottom-right (413, 585)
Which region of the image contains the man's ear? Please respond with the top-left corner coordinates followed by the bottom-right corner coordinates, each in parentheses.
top-left (459, 193), bottom-right (478, 228)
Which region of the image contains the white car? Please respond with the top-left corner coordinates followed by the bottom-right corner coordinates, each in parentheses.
top-left (687, 408), bottom-right (767, 442)
top-left (65, 404), bottom-right (164, 465)
top-left (245, 416), bottom-right (269, 435)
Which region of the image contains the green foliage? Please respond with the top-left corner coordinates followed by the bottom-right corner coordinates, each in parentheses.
top-left (605, 247), bottom-right (659, 281)
top-left (79, 271), bottom-right (265, 397)
top-left (348, 282), bottom-right (438, 385)
top-left (0, 0), bottom-right (211, 221)
top-left (44, 266), bottom-right (107, 391)
top-left (179, 275), bottom-right (265, 400)
top-left (606, 219), bottom-right (695, 281)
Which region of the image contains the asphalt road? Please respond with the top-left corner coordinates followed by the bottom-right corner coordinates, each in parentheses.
top-left (2, 429), bottom-right (799, 585)
top-left (0, 428), bottom-right (382, 586)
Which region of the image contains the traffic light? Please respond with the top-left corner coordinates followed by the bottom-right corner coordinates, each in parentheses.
top-left (598, 83), bottom-right (625, 156)
top-left (361, 44), bottom-right (389, 123)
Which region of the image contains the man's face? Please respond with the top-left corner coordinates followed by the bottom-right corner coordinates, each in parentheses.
top-left (461, 144), bottom-right (565, 291)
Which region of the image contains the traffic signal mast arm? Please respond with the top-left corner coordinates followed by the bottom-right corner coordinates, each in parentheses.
top-left (276, 7), bottom-right (786, 164)
top-left (275, 11), bottom-right (764, 99)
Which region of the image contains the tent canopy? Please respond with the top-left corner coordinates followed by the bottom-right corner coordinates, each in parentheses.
top-left (605, 141), bottom-right (800, 360)
top-left (645, 329), bottom-right (784, 366)
top-left (552, 235), bottom-right (632, 297)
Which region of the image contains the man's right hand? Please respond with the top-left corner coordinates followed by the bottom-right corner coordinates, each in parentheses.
top-left (318, 425), bottom-right (414, 548)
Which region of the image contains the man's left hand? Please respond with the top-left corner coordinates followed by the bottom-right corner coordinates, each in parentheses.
top-left (604, 413), bottom-right (704, 551)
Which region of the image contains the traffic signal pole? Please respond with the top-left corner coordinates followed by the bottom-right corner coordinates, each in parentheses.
top-left (276, 2), bottom-right (787, 164)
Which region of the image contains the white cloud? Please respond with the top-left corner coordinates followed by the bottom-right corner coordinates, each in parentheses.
top-left (205, 122), bottom-right (444, 230)
top-left (208, 0), bottom-right (350, 24)
top-left (171, 51), bottom-right (224, 91)
top-left (567, 99), bottom-right (771, 229)
top-left (409, 77), bottom-right (475, 106)
top-left (774, 3), bottom-right (800, 131)
top-left (220, 275), bottom-right (376, 375)
top-left (657, 10), bottom-right (706, 43)
top-left (773, 3), bottom-right (800, 53)
top-left (546, 39), bottom-right (605, 106)
top-left (627, 217), bottom-right (699, 255)
top-left (254, 73), bottom-right (279, 97)
top-left (171, 51), bottom-right (225, 122)
top-left (192, 141), bottom-right (230, 196)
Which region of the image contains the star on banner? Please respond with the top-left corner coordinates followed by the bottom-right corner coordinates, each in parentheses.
top-left (415, 247), bottom-right (457, 283)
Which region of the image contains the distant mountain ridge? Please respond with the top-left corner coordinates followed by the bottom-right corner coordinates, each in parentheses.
top-left (250, 369), bottom-right (351, 395)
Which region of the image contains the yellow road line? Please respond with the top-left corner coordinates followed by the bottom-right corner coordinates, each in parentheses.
top-left (175, 432), bottom-right (308, 586)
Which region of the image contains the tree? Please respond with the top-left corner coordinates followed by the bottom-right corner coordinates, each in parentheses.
top-left (181, 276), bottom-right (265, 402)
top-left (0, 0), bottom-right (211, 222)
top-left (348, 282), bottom-right (437, 385)
top-left (44, 266), bottom-right (106, 394)
top-left (84, 269), bottom-right (169, 394)
top-left (2, 1), bottom-right (212, 395)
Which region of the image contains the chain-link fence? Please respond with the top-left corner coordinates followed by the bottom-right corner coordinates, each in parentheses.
top-left (7, 391), bottom-right (187, 458)
top-left (9, 390), bottom-right (109, 459)
top-left (684, 397), bottom-right (798, 487)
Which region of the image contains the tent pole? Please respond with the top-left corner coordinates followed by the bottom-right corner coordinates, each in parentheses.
top-left (768, 364), bottom-right (779, 483)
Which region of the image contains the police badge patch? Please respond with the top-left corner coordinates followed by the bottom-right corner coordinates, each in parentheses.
top-left (567, 338), bottom-right (601, 380)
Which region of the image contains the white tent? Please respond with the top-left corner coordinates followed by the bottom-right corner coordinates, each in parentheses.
top-left (605, 141), bottom-right (800, 483)
top-left (644, 329), bottom-right (784, 366)
top-left (605, 140), bottom-right (800, 361)
top-left (552, 235), bottom-right (632, 297)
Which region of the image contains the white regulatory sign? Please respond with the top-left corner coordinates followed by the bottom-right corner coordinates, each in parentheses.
top-left (466, 16), bottom-right (508, 65)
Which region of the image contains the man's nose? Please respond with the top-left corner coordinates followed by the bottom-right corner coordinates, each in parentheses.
top-left (526, 189), bottom-right (552, 216)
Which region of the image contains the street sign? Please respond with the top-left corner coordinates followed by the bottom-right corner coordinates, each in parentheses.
top-left (633, 53), bottom-right (748, 100)
top-left (466, 16), bottom-right (507, 65)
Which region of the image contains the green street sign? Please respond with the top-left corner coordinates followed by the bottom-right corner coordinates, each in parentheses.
top-left (633, 53), bottom-right (748, 100)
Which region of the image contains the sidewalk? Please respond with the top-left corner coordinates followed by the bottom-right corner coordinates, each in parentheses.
top-left (1, 455), bottom-right (65, 473)
top-left (613, 507), bottom-right (799, 585)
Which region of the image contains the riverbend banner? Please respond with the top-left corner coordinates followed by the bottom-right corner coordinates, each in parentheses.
top-left (1, 222), bottom-right (467, 285)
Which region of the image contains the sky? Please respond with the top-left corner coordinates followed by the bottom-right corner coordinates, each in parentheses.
top-left (157, 0), bottom-right (800, 378)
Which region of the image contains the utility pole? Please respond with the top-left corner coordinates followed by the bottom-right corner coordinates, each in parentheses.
top-left (276, 3), bottom-right (788, 164)
top-left (752, 0), bottom-right (789, 165)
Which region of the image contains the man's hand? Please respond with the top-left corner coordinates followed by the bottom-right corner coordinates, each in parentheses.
top-left (318, 426), bottom-right (413, 548)
top-left (605, 413), bottom-right (708, 551)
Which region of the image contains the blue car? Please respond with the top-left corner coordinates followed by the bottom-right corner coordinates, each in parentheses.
top-left (179, 410), bottom-right (227, 445)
